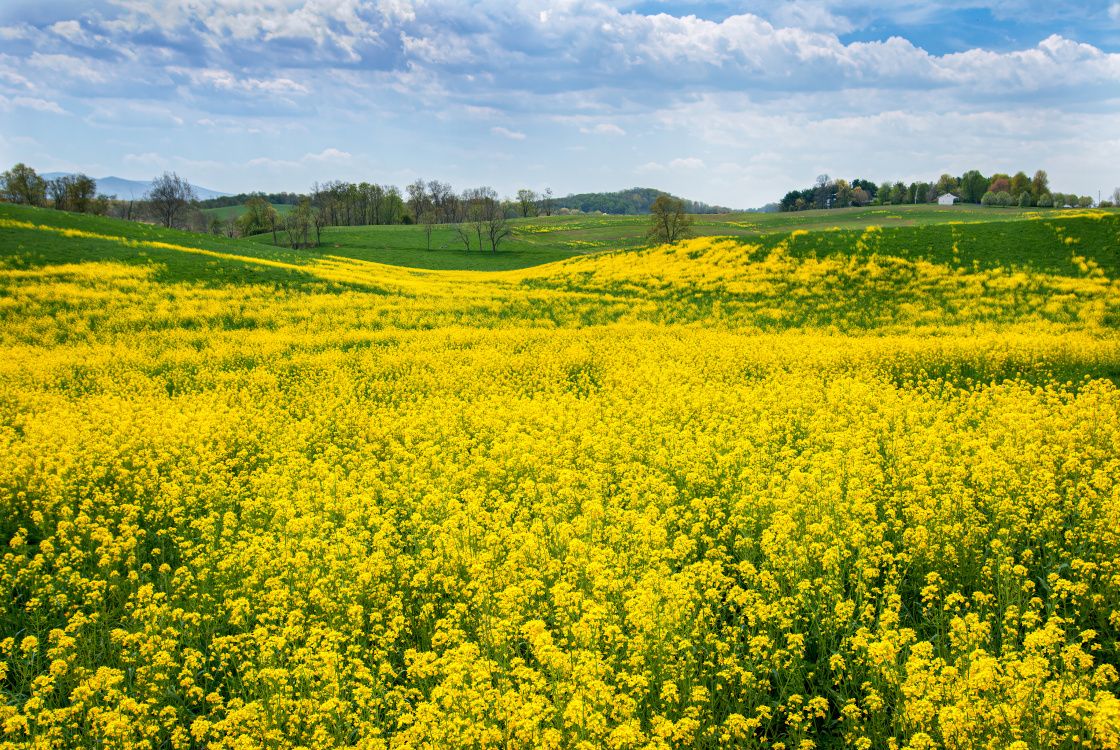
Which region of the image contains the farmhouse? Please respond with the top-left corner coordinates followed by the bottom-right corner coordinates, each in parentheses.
top-left (938, 193), bottom-right (958, 206)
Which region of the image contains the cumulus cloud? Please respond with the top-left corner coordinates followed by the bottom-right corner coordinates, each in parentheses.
top-left (1, 0), bottom-right (1117, 203)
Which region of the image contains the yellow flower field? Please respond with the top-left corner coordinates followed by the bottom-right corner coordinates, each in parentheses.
top-left (1, 210), bottom-right (1119, 749)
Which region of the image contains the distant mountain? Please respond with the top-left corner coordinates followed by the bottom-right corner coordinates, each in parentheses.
top-left (552, 187), bottom-right (736, 215)
top-left (41, 173), bottom-right (229, 201)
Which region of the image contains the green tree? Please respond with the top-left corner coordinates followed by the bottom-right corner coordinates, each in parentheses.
top-left (237, 196), bottom-right (279, 240)
top-left (934, 173), bottom-right (959, 197)
top-left (890, 182), bottom-right (907, 205)
top-left (959, 170), bottom-right (988, 203)
top-left (876, 182), bottom-right (893, 205)
top-left (1009, 171), bottom-right (1030, 199)
top-left (988, 174), bottom-right (1011, 195)
top-left (1, 163), bottom-right (47, 206)
top-left (58, 174), bottom-right (98, 213)
top-left (516, 189), bottom-right (538, 218)
top-left (1018, 191), bottom-right (1032, 208)
top-left (647, 194), bottom-right (694, 244)
top-left (1031, 170), bottom-right (1050, 201)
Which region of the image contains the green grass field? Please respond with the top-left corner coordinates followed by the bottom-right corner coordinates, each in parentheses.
top-left (201, 202), bottom-right (293, 223)
top-left (246, 204), bottom-right (1086, 271)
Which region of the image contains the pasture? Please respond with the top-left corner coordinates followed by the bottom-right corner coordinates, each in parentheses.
top-left (251, 204), bottom-right (1076, 272)
top-left (0, 203), bottom-right (1118, 749)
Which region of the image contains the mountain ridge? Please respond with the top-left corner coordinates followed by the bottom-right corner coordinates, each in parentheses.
top-left (41, 173), bottom-right (229, 201)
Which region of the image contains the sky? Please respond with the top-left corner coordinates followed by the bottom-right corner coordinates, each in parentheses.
top-left (1, 1), bottom-right (1119, 208)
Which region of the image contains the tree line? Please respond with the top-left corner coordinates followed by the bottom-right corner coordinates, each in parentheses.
top-left (0, 163), bottom-right (220, 230)
top-left (0, 164), bottom-right (113, 216)
top-left (550, 188), bottom-right (731, 215)
top-left (0, 163), bottom-right (558, 250)
top-left (779, 170), bottom-right (1110, 212)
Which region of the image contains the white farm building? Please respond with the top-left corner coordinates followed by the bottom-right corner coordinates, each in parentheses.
top-left (938, 193), bottom-right (958, 206)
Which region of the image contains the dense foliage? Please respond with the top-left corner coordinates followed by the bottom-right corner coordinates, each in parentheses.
top-left (551, 188), bottom-right (732, 215)
top-left (0, 205), bottom-right (1118, 748)
top-left (779, 171), bottom-right (1097, 212)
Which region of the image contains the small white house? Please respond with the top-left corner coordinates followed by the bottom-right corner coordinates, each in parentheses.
top-left (938, 193), bottom-right (958, 206)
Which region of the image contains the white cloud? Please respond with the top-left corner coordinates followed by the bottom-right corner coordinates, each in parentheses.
top-left (88, 101), bottom-right (184, 127)
top-left (0, 25), bottom-right (31, 40)
top-left (2, 1), bottom-right (1118, 202)
top-left (769, 1), bottom-right (855, 33)
top-left (306, 148), bottom-right (352, 162)
top-left (49, 20), bottom-right (85, 42)
top-left (0, 95), bottom-right (66, 114)
top-left (246, 148), bottom-right (353, 168)
top-left (170, 67), bottom-right (308, 96)
top-left (581, 123), bottom-right (626, 136)
top-left (27, 53), bottom-right (109, 83)
top-left (491, 126), bottom-right (526, 140)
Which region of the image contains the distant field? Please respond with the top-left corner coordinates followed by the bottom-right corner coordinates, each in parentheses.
top-left (251, 204), bottom-right (1095, 271)
top-left (201, 202), bottom-right (293, 222)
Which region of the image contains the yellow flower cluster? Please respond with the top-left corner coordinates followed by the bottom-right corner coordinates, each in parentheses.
top-left (0, 214), bottom-right (1118, 748)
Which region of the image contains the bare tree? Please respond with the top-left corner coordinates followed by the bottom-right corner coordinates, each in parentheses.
top-left (406, 179), bottom-right (428, 223)
top-left (454, 222), bottom-right (472, 251)
top-left (484, 194), bottom-right (511, 251)
top-left (267, 206), bottom-right (281, 245)
top-left (47, 177), bottom-right (70, 211)
top-left (313, 207), bottom-right (328, 247)
top-left (147, 172), bottom-right (197, 228)
top-left (462, 187), bottom-right (493, 253)
top-left (285, 199), bottom-right (314, 249)
top-left (540, 187), bottom-right (554, 217)
top-left (420, 209), bottom-right (438, 250)
top-left (647, 194), bottom-right (694, 244)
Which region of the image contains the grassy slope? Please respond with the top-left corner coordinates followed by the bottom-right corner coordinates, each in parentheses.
top-left (0, 204), bottom-right (322, 288)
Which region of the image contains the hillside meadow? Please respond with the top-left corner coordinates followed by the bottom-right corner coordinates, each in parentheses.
top-left (0, 204), bottom-right (1118, 749)
top-left (247, 203), bottom-right (1063, 272)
